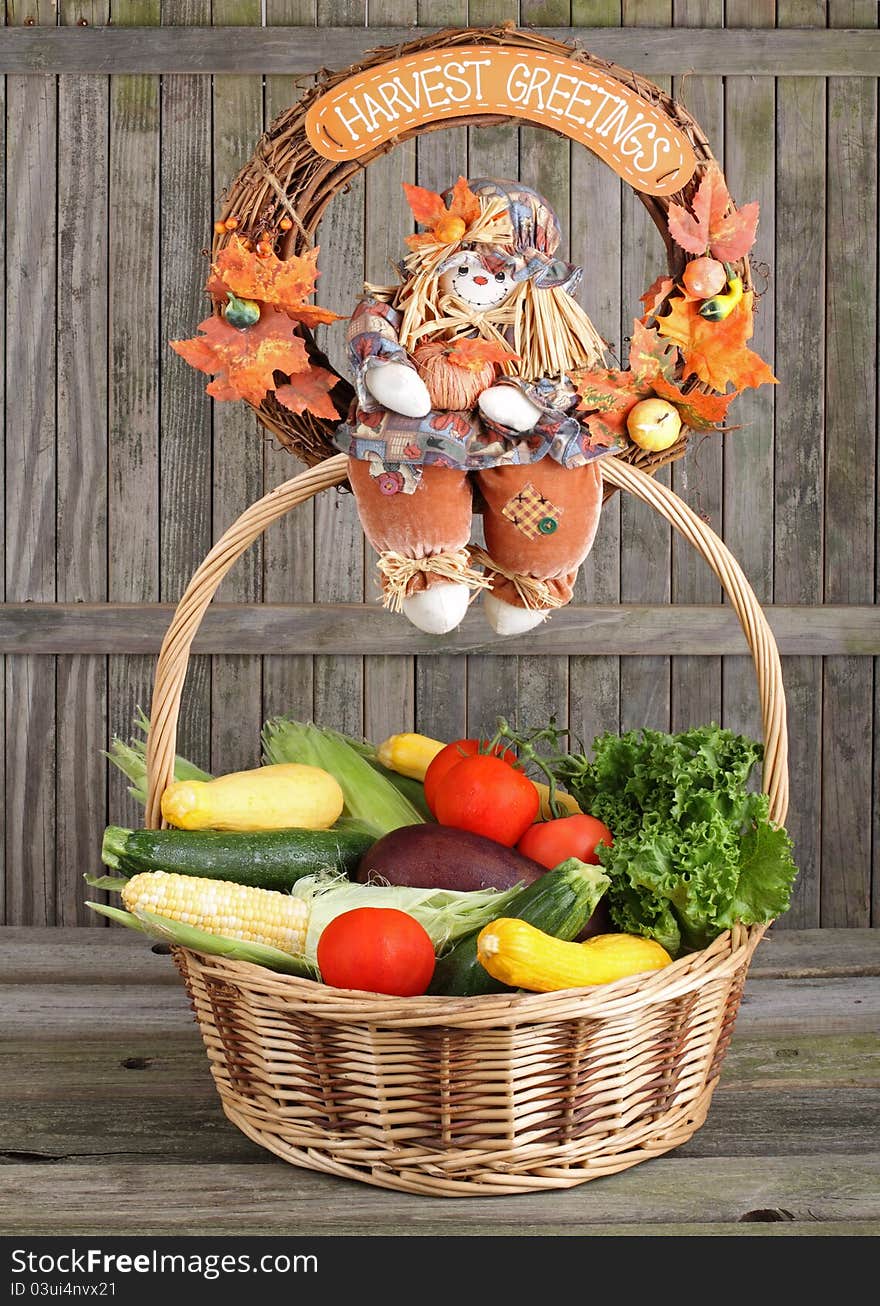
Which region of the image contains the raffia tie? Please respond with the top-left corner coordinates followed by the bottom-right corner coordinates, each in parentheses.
top-left (469, 545), bottom-right (566, 614)
top-left (377, 548), bottom-right (493, 613)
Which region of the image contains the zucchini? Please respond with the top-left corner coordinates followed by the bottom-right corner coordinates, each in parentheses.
top-left (428, 858), bottom-right (610, 997)
top-left (100, 822), bottom-right (376, 892)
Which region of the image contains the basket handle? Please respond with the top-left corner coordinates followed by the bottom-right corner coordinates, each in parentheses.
top-left (145, 453), bottom-right (788, 829)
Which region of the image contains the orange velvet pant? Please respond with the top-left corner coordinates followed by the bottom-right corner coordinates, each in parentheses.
top-left (348, 457), bottom-right (603, 608)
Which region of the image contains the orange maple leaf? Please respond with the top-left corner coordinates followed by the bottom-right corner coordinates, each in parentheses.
top-left (657, 292), bottom-right (777, 392)
top-left (170, 312), bottom-right (310, 406)
top-left (668, 165), bottom-right (759, 262)
top-left (275, 365), bottom-right (341, 421)
top-left (650, 375), bottom-right (736, 430)
top-left (404, 176), bottom-right (483, 250)
top-left (208, 237), bottom-right (341, 325)
top-left (402, 183), bottom-right (447, 228)
top-left (640, 275), bottom-right (674, 320)
top-left (445, 339), bottom-right (520, 371)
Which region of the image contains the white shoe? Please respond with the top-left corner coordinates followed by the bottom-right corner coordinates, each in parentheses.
top-left (483, 591), bottom-right (547, 636)
top-left (402, 583), bottom-right (470, 634)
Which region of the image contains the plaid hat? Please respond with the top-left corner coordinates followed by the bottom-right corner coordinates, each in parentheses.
top-left (442, 177), bottom-right (582, 294)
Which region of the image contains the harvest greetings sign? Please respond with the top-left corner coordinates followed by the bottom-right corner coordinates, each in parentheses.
top-left (305, 46), bottom-right (697, 196)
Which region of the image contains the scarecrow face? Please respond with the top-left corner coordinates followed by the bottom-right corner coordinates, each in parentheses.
top-left (439, 252), bottom-right (515, 310)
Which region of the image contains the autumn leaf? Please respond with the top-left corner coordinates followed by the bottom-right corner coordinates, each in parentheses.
top-left (667, 165), bottom-right (759, 262)
top-left (404, 175), bottom-right (483, 250)
top-left (445, 339), bottom-right (520, 371)
top-left (275, 365), bottom-right (340, 421)
top-left (571, 321), bottom-right (676, 443)
top-left (627, 319), bottom-right (679, 386)
top-left (571, 366), bottom-right (653, 445)
top-left (657, 292), bottom-right (777, 392)
top-left (640, 275), bottom-right (674, 320)
top-left (446, 175), bottom-right (482, 227)
top-left (208, 237), bottom-right (341, 325)
top-left (171, 312), bottom-right (310, 406)
top-left (402, 183), bottom-right (447, 228)
top-left (651, 374), bottom-right (736, 430)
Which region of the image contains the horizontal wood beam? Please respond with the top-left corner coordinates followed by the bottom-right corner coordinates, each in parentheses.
top-left (2, 603), bottom-right (878, 656)
top-left (0, 27), bottom-right (877, 77)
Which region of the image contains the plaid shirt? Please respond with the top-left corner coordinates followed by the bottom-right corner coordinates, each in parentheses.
top-left (334, 295), bottom-right (620, 492)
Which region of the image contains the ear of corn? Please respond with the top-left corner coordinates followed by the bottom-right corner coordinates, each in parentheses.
top-left (85, 899), bottom-right (317, 978)
top-left (99, 868), bottom-right (522, 977)
top-left (121, 870), bottom-right (311, 956)
top-left (262, 719), bottom-right (425, 834)
top-left (476, 919), bottom-right (672, 992)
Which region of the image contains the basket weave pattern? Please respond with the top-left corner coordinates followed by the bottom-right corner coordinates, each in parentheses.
top-left (173, 923), bottom-right (760, 1195)
top-left (145, 457), bottom-right (787, 1195)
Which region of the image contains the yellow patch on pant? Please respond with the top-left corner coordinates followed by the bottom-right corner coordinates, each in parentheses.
top-left (500, 482), bottom-right (564, 540)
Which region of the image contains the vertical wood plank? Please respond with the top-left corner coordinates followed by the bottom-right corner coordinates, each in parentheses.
top-left (107, 0), bottom-right (161, 836)
top-left (56, 0), bottom-right (110, 922)
top-left (412, 0), bottom-right (469, 743)
top-left (618, 0), bottom-right (672, 736)
top-left (312, 0), bottom-right (365, 737)
top-left (159, 0), bottom-right (213, 770)
top-left (775, 0), bottom-right (826, 928)
top-left (362, 0), bottom-right (416, 745)
top-left (465, 0), bottom-right (520, 740)
top-left (210, 0), bottom-right (265, 773)
top-left (569, 0), bottom-right (622, 755)
top-left (5, 0), bottom-right (58, 924)
top-left (670, 0), bottom-right (723, 733)
top-left (723, 0), bottom-right (776, 745)
top-left (261, 0), bottom-right (317, 729)
top-left (821, 0), bottom-right (876, 927)
top-left (0, 5), bottom-right (7, 921)
top-left (516, 0), bottom-right (571, 740)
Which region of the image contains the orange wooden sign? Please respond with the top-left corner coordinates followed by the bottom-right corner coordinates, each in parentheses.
top-left (305, 46), bottom-right (697, 196)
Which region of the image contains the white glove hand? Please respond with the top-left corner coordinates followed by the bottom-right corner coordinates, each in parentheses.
top-left (478, 384), bottom-right (543, 433)
top-left (364, 362), bottom-right (432, 418)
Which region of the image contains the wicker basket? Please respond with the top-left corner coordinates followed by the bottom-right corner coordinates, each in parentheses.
top-left (143, 454), bottom-right (788, 1196)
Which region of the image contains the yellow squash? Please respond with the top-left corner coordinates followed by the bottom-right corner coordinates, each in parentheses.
top-left (161, 763), bottom-right (344, 833)
top-left (377, 732), bottom-right (582, 818)
top-left (476, 919), bottom-right (672, 992)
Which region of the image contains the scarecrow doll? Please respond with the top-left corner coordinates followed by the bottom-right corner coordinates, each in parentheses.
top-left (334, 177), bottom-right (619, 635)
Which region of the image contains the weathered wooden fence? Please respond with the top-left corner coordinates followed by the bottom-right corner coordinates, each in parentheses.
top-left (1, 1), bottom-right (877, 929)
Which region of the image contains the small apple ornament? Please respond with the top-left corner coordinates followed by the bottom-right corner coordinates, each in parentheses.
top-left (626, 397), bottom-right (682, 452)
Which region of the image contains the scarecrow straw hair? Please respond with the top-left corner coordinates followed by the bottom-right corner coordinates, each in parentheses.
top-left (392, 195), bottom-right (606, 380)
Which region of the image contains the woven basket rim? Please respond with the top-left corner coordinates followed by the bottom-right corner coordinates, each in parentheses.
top-left (171, 920), bottom-right (766, 1028)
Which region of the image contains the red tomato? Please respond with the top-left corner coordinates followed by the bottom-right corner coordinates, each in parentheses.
top-left (517, 813), bottom-right (614, 869)
top-left (316, 907), bottom-right (436, 996)
top-left (433, 754), bottom-right (539, 846)
top-left (424, 738), bottom-right (518, 815)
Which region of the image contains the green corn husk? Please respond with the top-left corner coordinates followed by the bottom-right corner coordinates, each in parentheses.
top-left (262, 718), bottom-right (424, 836)
top-left (85, 901), bottom-right (318, 978)
top-left (341, 735), bottom-right (434, 821)
top-left (293, 872), bottom-right (523, 961)
top-left (104, 709), bottom-right (211, 806)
